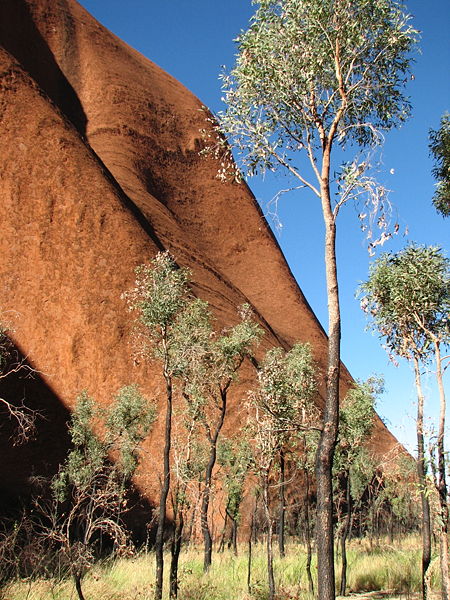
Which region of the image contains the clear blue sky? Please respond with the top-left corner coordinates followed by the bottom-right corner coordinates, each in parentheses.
top-left (78, 0), bottom-right (449, 453)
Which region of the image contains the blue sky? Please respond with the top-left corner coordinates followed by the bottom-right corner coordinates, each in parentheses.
top-left (78, 0), bottom-right (449, 453)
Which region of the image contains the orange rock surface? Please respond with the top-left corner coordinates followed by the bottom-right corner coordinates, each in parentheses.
top-left (0, 0), bottom-right (400, 509)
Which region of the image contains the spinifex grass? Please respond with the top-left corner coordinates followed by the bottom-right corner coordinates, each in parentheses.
top-left (3, 536), bottom-right (439, 600)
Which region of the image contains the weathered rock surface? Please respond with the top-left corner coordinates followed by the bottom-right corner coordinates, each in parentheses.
top-left (0, 0), bottom-right (400, 510)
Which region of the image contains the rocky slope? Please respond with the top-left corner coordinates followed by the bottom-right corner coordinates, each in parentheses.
top-left (0, 0), bottom-right (400, 513)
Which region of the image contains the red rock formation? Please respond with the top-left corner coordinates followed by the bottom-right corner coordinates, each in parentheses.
top-left (0, 0), bottom-right (401, 509)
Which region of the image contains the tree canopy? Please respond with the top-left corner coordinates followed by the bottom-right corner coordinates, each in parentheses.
top-left (430, 113), bottom-right (450, 217)
top-left (218, 0), bottom-right (418, 187)
top-left (359, 243), bottom-right (450, 361)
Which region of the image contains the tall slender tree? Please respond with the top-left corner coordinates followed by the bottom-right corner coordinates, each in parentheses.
top-left (248, 343), bottom-right (317, 600)
top-left (334, 377), bottom-right (380, 596)
top-left (123, 252), bottom-right (192, 600)
top-left (212, 3), bottom-right (418, 597)
top-left (175, 301), bottom-right (262, 572)
top-left (360, 243), bottom-right (450, 600)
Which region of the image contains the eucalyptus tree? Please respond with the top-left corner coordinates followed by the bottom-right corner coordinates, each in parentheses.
top-left (360, 243), bottom-right (450, 600)
top-left (294, 430), bottom-right (318, 596)
top-left (177, 302), bottom-right (262, 573)
top-left (334, 378), bottom-right (380, 596)
top-left (123, 252), bottom-right (192, 600)
top-left (50, 386), bottom-right (155, 600)
top-left (213, 3), bottom-right (418, 597)
top-left (217, 437), bottom-right (253, 555)
top-left (430, 113), bottom-right (450, 217)
top-left (248, 342), bottom-right (317, 600)
top-left (170, 409), bottom-right (206, 598)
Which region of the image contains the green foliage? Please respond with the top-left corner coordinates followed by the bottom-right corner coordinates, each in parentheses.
top-left (106, 385), bottom-right (156, 479)
top-left (177, 302), bottom-right (262, 411)
top-left (53, 386), bottom-right (155, 502)
top-left (136, 254), bottom-right (190, 329)
top-left (216, 305), bottom-right (262, 371)
top-left (430, 113), bottom-right (450, 217)
top-left (383, 475), bottom-right (418, 523)
top-left (171, 298), bottom-right (213, 379)
top-left (123, 251), bottom-right (192, 367)
top-left (333, 378), bottom-right (380, 502)
top-left (176, 439), bottom-right (209, 484)
top-left (217, 0), bottom-right (417, 178)
top-left (52, 392), bottom-right (105, 500)
top-left (359, 243), bottom-right (450, 361)
top-left (218, 437), bottom-right (253, 521)
top-left (292, 430), bottom-right (320, 475)
top-left (348, 447), bottom-right (377, 503)
top-left (124, 254), bottom-right (261, 388)
top-left (338, 377), bottom-right (380, 452)
top-left (249, 342), bottom-right (318, 473)
top-left (256, 342), bottom-right (317, 434)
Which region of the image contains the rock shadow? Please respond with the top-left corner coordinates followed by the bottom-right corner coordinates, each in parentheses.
top-left (0, 0), bottom-right (87, 136)
top-left (0, 341), bottom-right (157, 544)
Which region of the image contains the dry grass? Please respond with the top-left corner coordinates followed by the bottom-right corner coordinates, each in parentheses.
top-left (3, 535), bottom-right (439, 600)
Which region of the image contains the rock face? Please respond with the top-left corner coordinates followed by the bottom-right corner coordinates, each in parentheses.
top-left (0, 0), bottom-right (399, 510)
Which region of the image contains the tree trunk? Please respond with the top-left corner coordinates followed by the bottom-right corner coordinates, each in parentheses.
top-left (304, 470), bottom-right (314, 596)
top-left (247, 508), bottom-right (255, 594)
top-left (316, 179), bottom-right (340, 600)
top-left (434, 341), bottom-right (450, 600)
top-left (413, 356), bottom-right (432, 600)
top-left (218, 509), bottom-right (228, 553)
top-left (155, 367), bottom-right (173, 600)
top-left (339, 473), bottom-right (351, 596)
top-left (278, 449), bottom-right (286, 558)
top-left (229, 512), bottom-right (238, 555)
top-left (201, 388), bottom-right (227, 572)
top-left (263, 471), bottom-right (276, 600)
top-left (200, 452), bottom-right (214, 572)
top-left (73, 571), bottom-right (86, 600)
top-left (388, 509), bottom-right (394, 544)
top-left (186, 482), bottom-right (201, 546)
top-left (169, 508), bottom-right (184, 599)
top-left (335, 492), bottom-right (343, 558)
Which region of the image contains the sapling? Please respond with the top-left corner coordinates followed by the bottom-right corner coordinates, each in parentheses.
top-left (48, 386), bottom-right (155, 600)
top-left (248, 342), bottom-right (317, 600)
